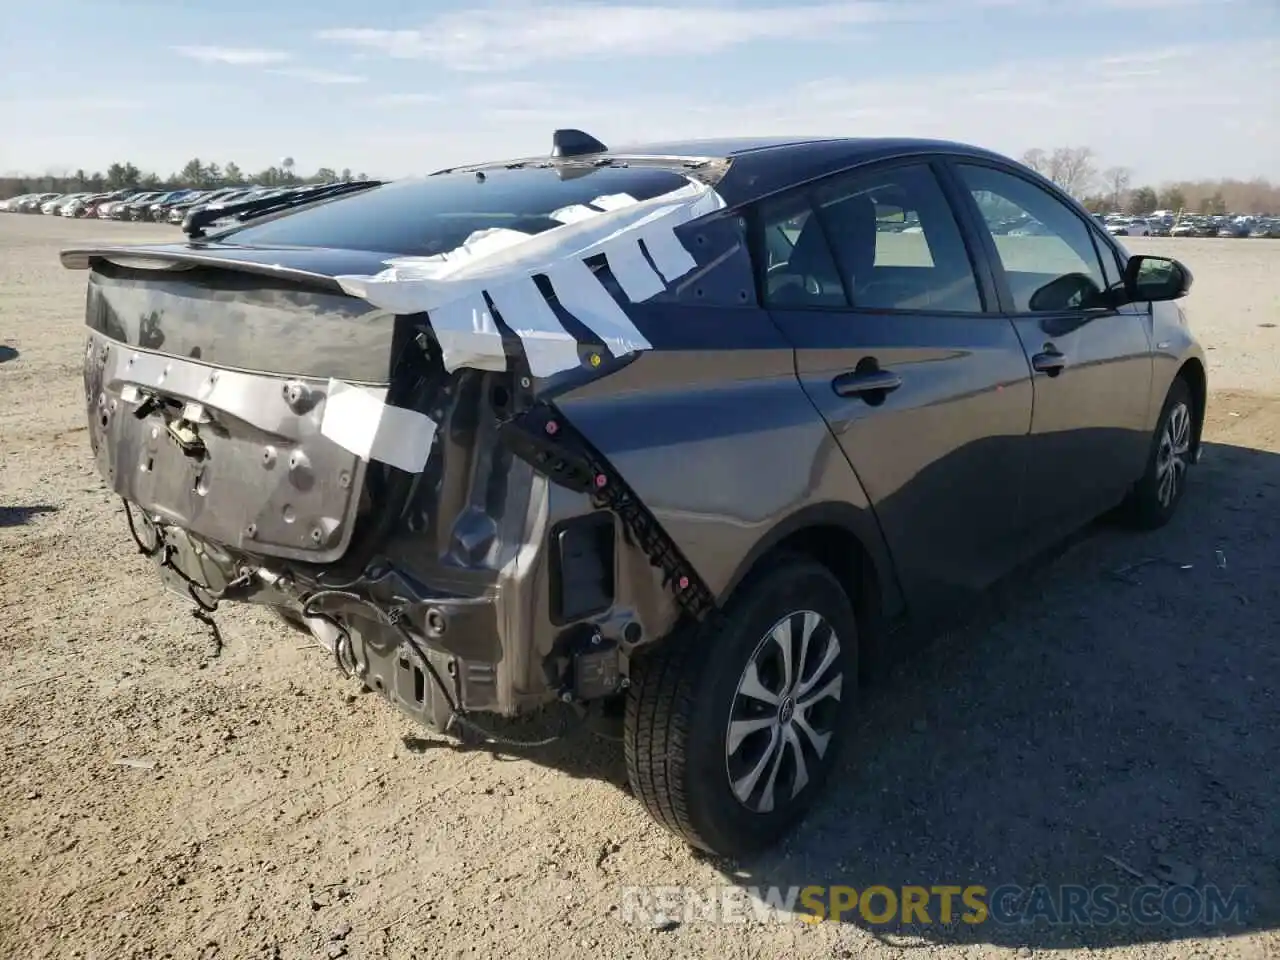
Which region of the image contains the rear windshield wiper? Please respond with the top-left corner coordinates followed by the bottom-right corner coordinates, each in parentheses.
top-left (183, 180), bottom-right (384, 238)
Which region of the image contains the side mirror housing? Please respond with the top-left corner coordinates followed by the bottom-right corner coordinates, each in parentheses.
top-left (1123, 254), bottom-right (1193, 303)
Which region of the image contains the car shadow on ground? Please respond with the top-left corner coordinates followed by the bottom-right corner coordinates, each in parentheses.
top-left (438, 439), bottom-right (1280, 949)
top-left (719, 438), bottom-right (1279, 949)
top-left (0, 504), bottom-right (58, 528)
top-left (0, 345), bottom-right (18, 363)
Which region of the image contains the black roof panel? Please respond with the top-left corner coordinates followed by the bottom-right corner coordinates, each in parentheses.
top-left (606, 136), bottom-right (854, 158)
top-left (432, 134), bottom-right (1031, 210)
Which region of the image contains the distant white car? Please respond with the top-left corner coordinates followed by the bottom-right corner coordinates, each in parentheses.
top-left (1107, 218), bottom-right (1152, 237)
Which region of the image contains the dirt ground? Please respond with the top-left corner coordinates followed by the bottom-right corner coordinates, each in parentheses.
top-left (1, 215), bottom-right (1278, 960)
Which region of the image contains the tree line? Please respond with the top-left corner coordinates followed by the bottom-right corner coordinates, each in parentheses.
top-left (1020, 146), bottom-right (1278, 216)
top-left (0, 158), bottom-right (371, 200)
top-left (7, 149), bottom-right (1278, 215)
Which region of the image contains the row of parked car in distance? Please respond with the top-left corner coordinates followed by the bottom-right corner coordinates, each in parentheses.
top-left (1098, 211), bottom-right (1279, 238)
top-left (6, 186), bottom-right (1278, 240)
top-left (0, 184), bottom-right (350, 226)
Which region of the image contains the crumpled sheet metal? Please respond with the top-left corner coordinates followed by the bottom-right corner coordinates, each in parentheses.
top-left (333, 178), bottom-right (727, 379)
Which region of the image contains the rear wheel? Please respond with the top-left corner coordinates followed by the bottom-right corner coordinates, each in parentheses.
top-left (1119, 376), bottom-right (1195, 529)
top-left (624, 556), bottom-right (857, 857)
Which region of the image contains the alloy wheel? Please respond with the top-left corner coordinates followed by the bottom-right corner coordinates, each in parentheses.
top-left (1156, 401), bottom-right (1192, 508)
top-left (724, 610), bottom-right (843, 814)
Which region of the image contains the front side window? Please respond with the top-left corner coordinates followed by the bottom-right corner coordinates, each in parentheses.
top-left (955, 164), bottom-right (1110, 313)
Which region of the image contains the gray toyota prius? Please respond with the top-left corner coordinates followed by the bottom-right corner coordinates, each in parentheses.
top-left (66, 131), bottom-right (1205, 857)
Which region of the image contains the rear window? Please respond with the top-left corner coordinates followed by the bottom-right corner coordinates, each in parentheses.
top-left (219, 166), bottom-right (696, 256)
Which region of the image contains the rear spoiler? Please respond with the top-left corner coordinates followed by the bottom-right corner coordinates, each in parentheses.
top-left (60, 246), bottom-right (347, 292)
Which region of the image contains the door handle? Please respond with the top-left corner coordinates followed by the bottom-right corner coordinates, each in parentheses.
top-left (1031, 346), bottom-right (1066, 375)
top-left (832, 368), bottom-right (903, 397)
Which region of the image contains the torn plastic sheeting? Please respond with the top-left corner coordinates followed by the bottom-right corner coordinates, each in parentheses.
top-left (334, 178), bottom-right (725, 377)
top-left (549, 204), bottom-right (602, 225)
top-left (589, 193), bottom-right (639, 211)
top-left (549, 192), bottom-right (639, 225)
top-left (319, 379), bottom-right (438, 473)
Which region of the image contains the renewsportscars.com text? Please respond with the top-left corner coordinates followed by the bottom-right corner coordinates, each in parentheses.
top-left (619, 884), bottom-right (1250, 927)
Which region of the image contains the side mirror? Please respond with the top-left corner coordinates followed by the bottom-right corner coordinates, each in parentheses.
top-left (1123, 255), bottom-right (1193, 303)
top-left (1029, 272), bottom-right (1105, 312)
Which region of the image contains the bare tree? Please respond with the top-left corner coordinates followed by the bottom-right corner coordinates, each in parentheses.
top-left (1103, 165), bottom-right (1132, 212)
top-left (1045, 147), bottom-right (1097, 198)
top-left (1021, 148), bottom-right (1048, 175)
top-left (1019, 146), bottom-right (1098, 197)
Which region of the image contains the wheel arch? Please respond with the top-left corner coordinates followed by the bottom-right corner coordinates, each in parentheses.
top-left (1174, 356), bottom-right (1207, 456)
top-left (718, 502), bottom-right (904, 676)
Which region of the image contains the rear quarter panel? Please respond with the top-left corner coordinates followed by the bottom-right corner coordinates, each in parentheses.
top-left (554, 301), bottom-right (903, 626)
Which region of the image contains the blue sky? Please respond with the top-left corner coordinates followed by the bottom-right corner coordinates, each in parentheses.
top-left (1, 0), bottom-right (1276, 184)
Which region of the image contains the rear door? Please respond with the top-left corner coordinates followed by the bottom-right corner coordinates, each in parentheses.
top-left (758, 159), bottom-right (1036, 612)
top-left (946, 161), bottom-right (1154, 541)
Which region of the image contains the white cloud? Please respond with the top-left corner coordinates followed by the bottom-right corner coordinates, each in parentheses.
top-left (0, 96), bottom-right (142, 111)
top-left (270, 67), bottom-right (367, 84)
top-left (371, 81), bottom-right (566, 108)
top-left (372, 92), bottom-right (444, 105)
top-left (172, 45), bottom-right (292, 66)
top-left (352, 37), bottom-right (1277, 182)
top-left (315, 0), bottom-right (1249, 71)
top-left (315, 1), bottom-right (918, 70)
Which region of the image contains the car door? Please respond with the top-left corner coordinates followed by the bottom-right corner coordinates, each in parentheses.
top-left (758, 159), bottom-right (1036, 613)
top-left (946, 161), bottom-right (1154, 541)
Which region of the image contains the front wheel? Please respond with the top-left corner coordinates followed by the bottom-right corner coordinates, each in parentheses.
top-left (1119, 377), bottom-right (1195, 529)
top-left (624, 556), bottom-right (858, 857)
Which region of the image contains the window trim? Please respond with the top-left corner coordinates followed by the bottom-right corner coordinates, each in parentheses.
top-left (747, 157), bottom-right (999, 318)
top-left (941, 157), bottom-right (1119, 318)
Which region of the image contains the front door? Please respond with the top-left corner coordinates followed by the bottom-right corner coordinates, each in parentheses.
top-left (948, 161), bottom-right (1154, 541)
top-left (759, 160), bottom-right (1035, 613)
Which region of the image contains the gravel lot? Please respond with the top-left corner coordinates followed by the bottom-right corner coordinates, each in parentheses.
top-left (1, 215), bottom-right (1278, 960)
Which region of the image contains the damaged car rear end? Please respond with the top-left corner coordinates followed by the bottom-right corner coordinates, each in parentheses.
top-left (67, 140), bottom-right (827, 855)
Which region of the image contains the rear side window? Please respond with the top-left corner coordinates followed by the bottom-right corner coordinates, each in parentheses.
top-left (219, 166), bottom-right (697, 256)
top-left (757, 163), bottom-right (984, 313)
top-left (756, 192), bottom-right (847, 308)
top-left (814, 164), bottom-right (983, 312)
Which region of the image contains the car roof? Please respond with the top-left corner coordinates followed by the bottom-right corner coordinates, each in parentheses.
top-left (451, 134), bottom-right (1026, 208)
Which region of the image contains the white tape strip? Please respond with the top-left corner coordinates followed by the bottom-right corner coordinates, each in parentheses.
top-left (486, 277), bottom-right (581, 378)
top-left (545, 259), bottom-right (652, 357)
top-left (320, 379), bottom-right (438, 473)
top-left (638, 225), bottom-right (699, 282)
top-left (428, 292), bottom-right (507, 372)
top-left (603, 236), bottom-right (667, 302)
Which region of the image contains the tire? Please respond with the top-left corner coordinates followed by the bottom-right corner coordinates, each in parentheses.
top-left (1119, 376), bottom-right (1195, 529)
top-left (624, 555), bottom-right (858, 858)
